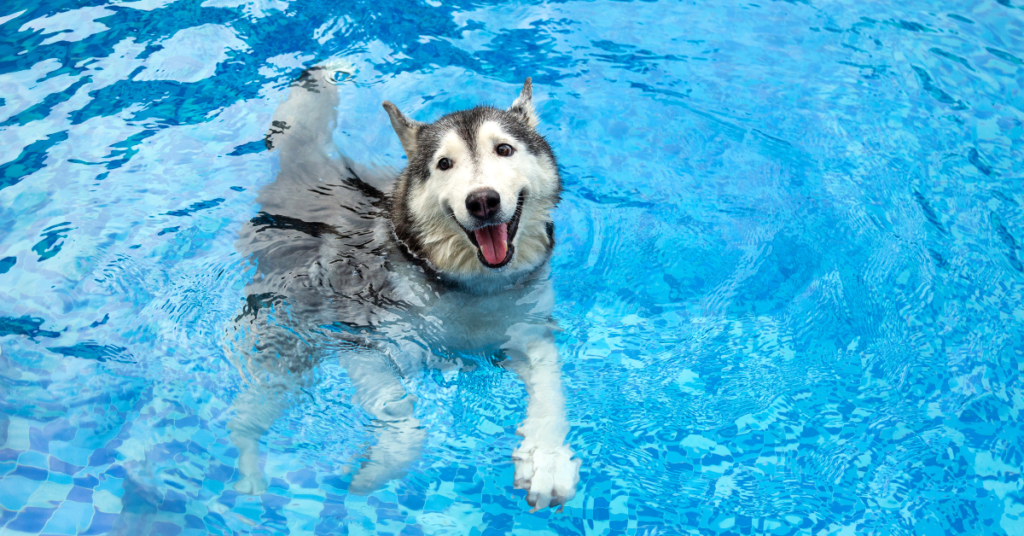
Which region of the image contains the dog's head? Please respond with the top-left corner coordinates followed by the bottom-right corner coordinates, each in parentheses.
top-left (384, 79), bottom-right (561, 286)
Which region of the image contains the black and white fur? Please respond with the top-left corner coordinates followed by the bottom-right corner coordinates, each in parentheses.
top-left (224, 65), bottom-right (579, 511)
top-left (384, 82), bottom-right (560, 287)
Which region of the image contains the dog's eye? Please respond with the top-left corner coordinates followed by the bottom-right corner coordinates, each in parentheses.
top-left (495, 144), bottom-right (514, 157)
top-left (437, 158), bottom-right (452, 171)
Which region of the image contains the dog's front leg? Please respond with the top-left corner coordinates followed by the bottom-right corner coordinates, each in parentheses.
top-left (503, 325), bottom-right (580, 511)
top-left (228, 385), bottom-right (288, 495)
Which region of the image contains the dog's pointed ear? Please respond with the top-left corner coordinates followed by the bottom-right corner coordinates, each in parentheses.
top-left (382, 101), bottom-right (423, 160)
top-left (509, 78), bottom-right (538, 129)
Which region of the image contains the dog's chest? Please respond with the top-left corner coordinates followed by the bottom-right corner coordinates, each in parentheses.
top-left (391, 268), bottom-right (554, 353)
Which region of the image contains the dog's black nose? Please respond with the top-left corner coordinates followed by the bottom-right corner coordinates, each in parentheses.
top-left (466, 189), bottom-right (501, 220)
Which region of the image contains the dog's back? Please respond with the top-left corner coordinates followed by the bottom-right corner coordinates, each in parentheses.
top-left (232, 68), bottom-right (404, 341)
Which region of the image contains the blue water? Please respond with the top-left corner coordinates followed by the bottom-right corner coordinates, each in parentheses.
top-left (1, 0), bottom-right (1023, 533)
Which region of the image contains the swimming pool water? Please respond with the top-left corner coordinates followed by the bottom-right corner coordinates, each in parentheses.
top-left (1, 0), bottom-right (1023, 533)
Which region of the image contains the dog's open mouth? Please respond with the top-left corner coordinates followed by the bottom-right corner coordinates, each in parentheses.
top-left (464, 193), bottom-right (525, 269)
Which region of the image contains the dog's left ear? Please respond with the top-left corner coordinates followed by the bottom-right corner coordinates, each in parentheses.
top-left (383, 101), bottom-right (424, 161)
top-left (509, 78), bottom-right (538, 129)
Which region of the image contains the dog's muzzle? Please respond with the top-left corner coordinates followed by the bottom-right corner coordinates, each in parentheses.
top-left (463, 192), bottom-right (526, 269)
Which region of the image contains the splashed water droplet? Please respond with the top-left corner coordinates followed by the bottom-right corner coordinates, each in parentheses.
top-left (327, 70), bottom-right (351, 85)
top-left (323, 60), bottom-right (356, 85)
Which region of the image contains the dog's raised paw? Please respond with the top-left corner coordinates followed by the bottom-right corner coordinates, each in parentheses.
top-left (512, 444), bottom-right (580, 511)
top-left (233, 474), bottom-right (268, 495)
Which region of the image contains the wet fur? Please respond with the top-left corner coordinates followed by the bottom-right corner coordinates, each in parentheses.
top-left (225, 66), bottom-right (579, 510)
top-left (387, 101), bottom-right (562, 286)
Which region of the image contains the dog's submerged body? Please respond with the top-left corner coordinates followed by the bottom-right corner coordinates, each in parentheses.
top-left (225, 67), bottom-right (579, 510)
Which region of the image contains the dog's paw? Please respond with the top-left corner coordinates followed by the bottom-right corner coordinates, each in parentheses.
top-left (512, 443), bottom-right (581, 511)
top-left (233, 474), bottom-right (268, 495)
top-left (347, 461), bottom-right (395, 495)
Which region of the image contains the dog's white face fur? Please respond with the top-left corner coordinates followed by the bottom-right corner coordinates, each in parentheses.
top-left (384, 80), bottom-right (561, 288)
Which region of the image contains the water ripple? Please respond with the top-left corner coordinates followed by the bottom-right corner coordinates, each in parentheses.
top-left (1, 0), bottom-right (1023, 533)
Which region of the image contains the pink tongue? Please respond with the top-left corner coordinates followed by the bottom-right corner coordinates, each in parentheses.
top-left (474, 223), bottom-right (509, 265)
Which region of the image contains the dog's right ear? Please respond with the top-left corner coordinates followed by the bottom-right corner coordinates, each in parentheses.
top-left (383, 101), bottom-right (423, 161)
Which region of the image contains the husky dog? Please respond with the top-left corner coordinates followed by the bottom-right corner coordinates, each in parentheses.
top-left (225, 66), bottom-right (579, 510)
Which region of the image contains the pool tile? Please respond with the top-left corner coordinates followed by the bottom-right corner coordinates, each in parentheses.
top-left (93, 476), bottom-right (124, 497)
top-left (0, 477), bottom-right (42, 511)
top-left (46, 473), bottom-right (72, 487)
top-left (284, 468), bottom-right (317, 489)
top-left (283, 496), bottom-right (325, 531)
top-left (46, 458), bottom-right (79, 478)
top-left (4, 419), bottom-right (31, 451)
top-left (15, 454), bottom-right (46, 472)
top-left (6, 507), bottom-right (56, 534)
top-left (25, 482), bottom-right (73, 508)
top-left (159, 490), bottom-right (187, 514)
top-left (100, 466), bottom-right (125, 480)
top-left (90, 490), bottom-right (122, 515)
top-left (189, 430), bottom-right (215, 447)
top-left (151, 521), bottom-right (183, 536)
top-left (10, 467), bottom-right (47, 482)
top-left (66, 487), bottom-right (92, 503)
top-left (79, 511), bottom-right (117, 536)
top-left (85, 449), bottom-right (116, 468)
top-left (70, 476), bottom-right (98, 490)
top-left (232, 494), bottom-right (265, 526)
top-left (29, 421), bottom-right (76, 455)
top-left (46, 446), bottom-right (92, 469)
top-left (200, 478), bottom-right (224, 497)
top-left (39, 501), bottom-right (93, 535)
